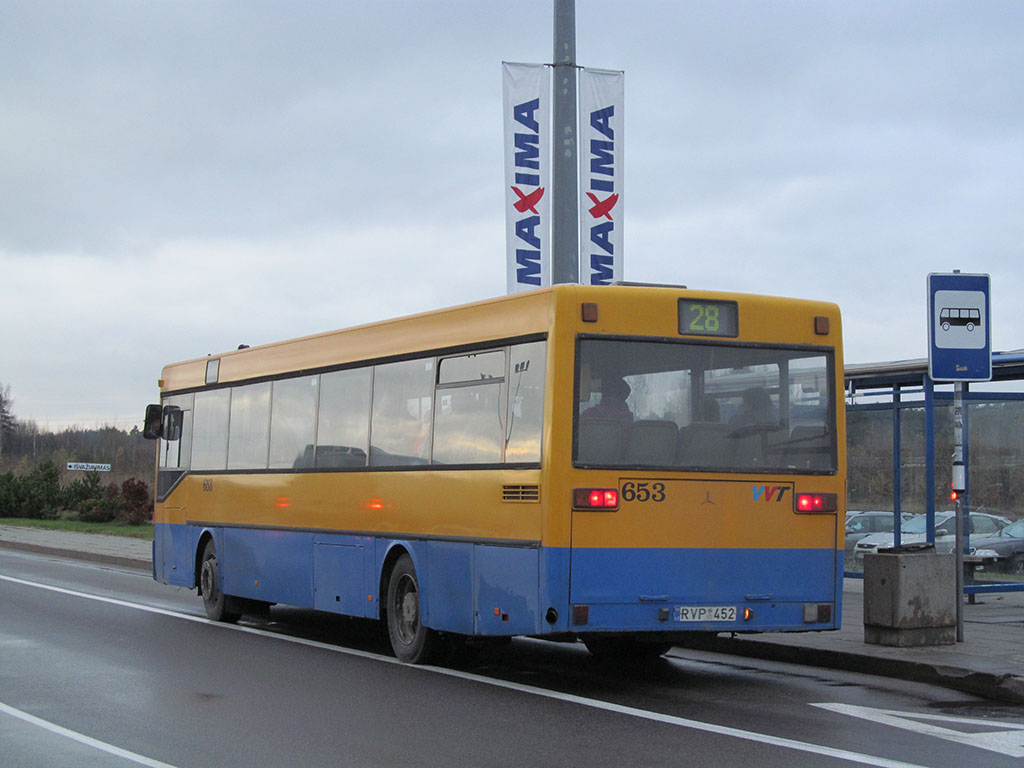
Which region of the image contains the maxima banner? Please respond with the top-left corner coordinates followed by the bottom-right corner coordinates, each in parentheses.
top-left (503, 62), bottom-right (551, 293)
top-left (579, 68), bottom-right (624, 285)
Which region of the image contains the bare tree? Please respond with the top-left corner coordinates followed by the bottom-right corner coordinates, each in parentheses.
top-left (0, 383), bottom-right (14, 457)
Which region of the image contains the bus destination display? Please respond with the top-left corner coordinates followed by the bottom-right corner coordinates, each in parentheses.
top-left (678, 299), bottom-right (739, 337)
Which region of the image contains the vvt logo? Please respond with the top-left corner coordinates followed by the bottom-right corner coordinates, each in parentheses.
top-left (510, 98), bottom-right (545, 286)
top-left (586, 105), bottom-right (618, 285)
top-left (752, 485), bottom-right (790, 503)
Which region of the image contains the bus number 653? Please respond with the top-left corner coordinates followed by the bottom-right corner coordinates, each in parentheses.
top-left (621, 481), bottom-right (666, 502)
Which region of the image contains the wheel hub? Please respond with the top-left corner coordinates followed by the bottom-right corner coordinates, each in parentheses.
top-left (395, 575), bottom-right (419, 644)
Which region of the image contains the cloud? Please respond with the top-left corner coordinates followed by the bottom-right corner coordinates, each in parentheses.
top-left (2, 1), bottom-right (1023, 425)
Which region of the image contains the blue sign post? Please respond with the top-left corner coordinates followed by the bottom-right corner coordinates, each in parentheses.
top-left (927, 271), bottom-right (991, 643)
top-left (927, 272), bottom-right (991, 382)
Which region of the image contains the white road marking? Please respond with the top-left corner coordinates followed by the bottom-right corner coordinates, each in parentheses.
top-left (0, 701), bottom-right (181, 768)
top-left (1, 573), bottom-right (935, 767)
top-left (813, 703), bottom-right (1024, 758)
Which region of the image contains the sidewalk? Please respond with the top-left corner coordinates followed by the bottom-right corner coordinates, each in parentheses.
top-left (2, 525), bottom-right (1022, 703)
top-left (0, 524), bottom-right (152, 572)
top-left (682, 578), bottom-right (1024, 705)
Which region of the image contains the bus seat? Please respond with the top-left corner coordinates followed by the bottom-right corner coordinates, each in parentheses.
top-left (732, 431), bottom-right (765, 468)
top-left (578, 418), bottom-right (625, 464)
top-left (315, 445), bottom-right (368, 468)
top-left (784, 426), bottom-right (830, 469)
top-left (293, 445), bottom-right (316, 469)
top-left (624, 420), bottom-right (678, 465)
top-left (677, 422), bottom-right (734, 468)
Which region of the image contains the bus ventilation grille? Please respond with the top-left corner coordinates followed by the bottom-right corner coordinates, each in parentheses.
top-left (502, 484), bottom-right (540, 503)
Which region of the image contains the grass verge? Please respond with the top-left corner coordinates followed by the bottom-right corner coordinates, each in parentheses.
top-left (0, 517), bottom-right (153, 540)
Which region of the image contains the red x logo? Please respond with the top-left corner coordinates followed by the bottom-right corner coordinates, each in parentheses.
top-left (511, 186), bottom-right (545, 214)
top-left (586, 192), bottom-right (619, 220)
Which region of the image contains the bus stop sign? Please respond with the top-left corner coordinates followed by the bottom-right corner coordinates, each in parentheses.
top-left (927, 272), bottom-right (991, 382)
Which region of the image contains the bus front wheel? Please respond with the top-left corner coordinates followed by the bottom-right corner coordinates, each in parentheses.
top-left (386, 554), bottom-right (442, 664)
top-left (199, 540), bottom-right (240, 623)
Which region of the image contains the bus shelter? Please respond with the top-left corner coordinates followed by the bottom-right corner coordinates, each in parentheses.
top-left (845, 350), bottom-right (1024, 593)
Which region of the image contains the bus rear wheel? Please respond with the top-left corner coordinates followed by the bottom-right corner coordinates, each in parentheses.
top-left (386, 554), bottom-right (442, 664)
top-left (199, 540), bottom-right (241, 624)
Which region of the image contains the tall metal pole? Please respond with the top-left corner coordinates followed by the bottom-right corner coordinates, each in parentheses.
top-left (551, 0), bottom-right (579, 284)
top-left (952, 380), bottom-right (966, 642)
top-left (924, 375), bottom-right (936, 543)
top-left (892, 386), bottom-right (902, 546)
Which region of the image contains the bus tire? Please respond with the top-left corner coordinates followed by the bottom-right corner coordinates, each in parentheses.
top-left (386, 554), bottom-right (442, 664)
top-left (199, 540), bottom-right (241, 624)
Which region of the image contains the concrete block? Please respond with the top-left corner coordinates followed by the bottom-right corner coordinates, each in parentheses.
top-left (863, 551), bottom-right (956, 647)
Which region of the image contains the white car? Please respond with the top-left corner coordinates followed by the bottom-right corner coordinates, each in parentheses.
top-left (853, 511), bottom-right (1011, 562)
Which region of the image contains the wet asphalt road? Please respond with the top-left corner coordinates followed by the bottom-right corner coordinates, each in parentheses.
top-left (2, 549), bottom-right (1023, 768)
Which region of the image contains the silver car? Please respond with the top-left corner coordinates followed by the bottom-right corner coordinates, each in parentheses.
top-left (845, 511), bottom-right (916, 554)
top-left (854, 511), bottom-right (1011, 562)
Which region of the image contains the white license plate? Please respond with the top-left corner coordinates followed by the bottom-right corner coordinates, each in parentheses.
top-left (674, 605), bottom-right (737, 622)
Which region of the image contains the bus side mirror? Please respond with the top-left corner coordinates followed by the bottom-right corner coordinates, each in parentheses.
top-left (143, 404), bottom-right (163, 439)
top-left (143, 404), bottom-right (183, 441)
top-left (163, 406), bottom-right (183, 442)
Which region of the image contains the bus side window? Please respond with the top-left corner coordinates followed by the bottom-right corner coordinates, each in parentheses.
top-left (191, 389), bottom-right (230, 471)
top-left (269, 376), bottom-right (318, 469)
top-left (317, 368), bottom-right (372, 468)
top-left (227, 382), bottom-right (272, 470)
top-left (370, 359), bottom-right (433, 466)
top-left (434, 349), bottom-right (505, 465)
top-left (505, 341), bottom-right (546, 463)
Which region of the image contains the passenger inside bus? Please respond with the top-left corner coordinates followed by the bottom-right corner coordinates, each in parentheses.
top-left (700, 396), bottom-right (721, 423)
top-left (581, 376), bottom-right (634, 432)
top-left (578, 376), bottom-right (634, 463)
top-left (729, 386), bottom-right (776, 429)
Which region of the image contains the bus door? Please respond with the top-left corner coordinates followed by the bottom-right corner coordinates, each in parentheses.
top-left (155, 395), bottom-right (192, 585)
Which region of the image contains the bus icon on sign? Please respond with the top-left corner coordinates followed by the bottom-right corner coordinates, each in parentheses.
top-left (940, 307), bottom-right (981, 332)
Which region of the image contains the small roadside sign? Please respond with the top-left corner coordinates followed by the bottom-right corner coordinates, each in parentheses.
top-left (66, 462), bottom-right (112, 472)
top-left (927, 272), bottom-right (991, 382)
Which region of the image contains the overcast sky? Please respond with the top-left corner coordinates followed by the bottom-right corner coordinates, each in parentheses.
top-left (2, 1), bottom-right (1022, 429)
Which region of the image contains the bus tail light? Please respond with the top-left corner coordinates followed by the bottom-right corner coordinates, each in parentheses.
top-left (573, 488), bottom-right (619, 511)
top-left (795, 493), bottom-right (838, 513)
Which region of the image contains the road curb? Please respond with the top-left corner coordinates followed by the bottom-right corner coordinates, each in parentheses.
top-left (679, 634), bottom-right (1024, 705)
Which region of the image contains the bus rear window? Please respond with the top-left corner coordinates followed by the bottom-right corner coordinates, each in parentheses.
top-left (575, 338), bottom-right (836, 473)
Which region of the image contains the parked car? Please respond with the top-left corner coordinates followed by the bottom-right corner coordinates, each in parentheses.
top-left (965, 519), bottom-right (1024, 575)
top-left (854, 511), bottom-right (1012, 562)
top-left (844, 511), bottom-right (917, 554)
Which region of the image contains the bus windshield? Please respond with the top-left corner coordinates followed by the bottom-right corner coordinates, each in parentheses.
top-left (575, 338), bottom-right (836, 473)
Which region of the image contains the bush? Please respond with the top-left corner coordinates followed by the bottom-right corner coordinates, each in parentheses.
top-left (0, 461), bottom-right (151, 525)
top-left (15, 461), bottom-right (62, 519)
top-left (63, 471), bottom-right (103, 511)
top-left (119, 478), bottom-right (152, 525)
top-left (78, 497), bottom-right (117, 523)
top-left (75, 480), bottom-right (122, 523)
top-left (0, 471), bottom-right (19, 516)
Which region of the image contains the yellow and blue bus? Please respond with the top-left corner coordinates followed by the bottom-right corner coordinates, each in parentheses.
top-left (144, 284), bottom-right (845, 662)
